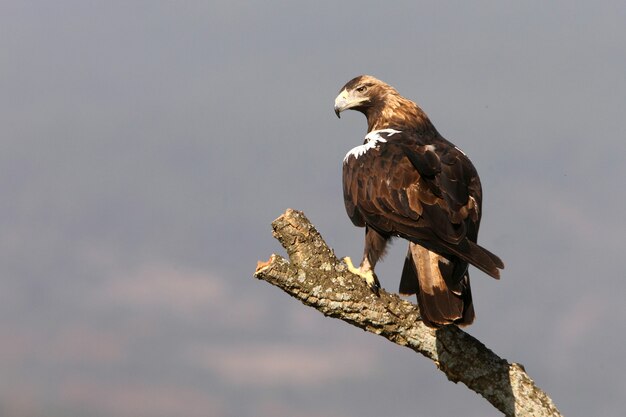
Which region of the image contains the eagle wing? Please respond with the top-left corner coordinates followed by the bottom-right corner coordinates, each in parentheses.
top-left (343, 131), bottom-right (479, 242)
top-left (343, 130), bottom-right (502, 278)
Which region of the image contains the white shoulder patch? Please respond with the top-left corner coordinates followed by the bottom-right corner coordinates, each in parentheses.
top-left (454, 146), bottom-right (467, 156)
top-left (343, 129), bottom-right (401, 163)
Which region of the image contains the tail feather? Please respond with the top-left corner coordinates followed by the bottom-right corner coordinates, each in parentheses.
top-left (400, 243), bottom-right (474, 328)
top-left (399, 247), bottom-right (420, 295)
top-left (437, 238), bottom-right (503, 280)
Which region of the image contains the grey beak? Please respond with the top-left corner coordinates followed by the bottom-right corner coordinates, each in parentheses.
top-left (334, 91), bottom-right (349, 118)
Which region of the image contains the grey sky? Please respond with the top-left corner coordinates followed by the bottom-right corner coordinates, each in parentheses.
top-left (1, 1), bottom-right (625, 416)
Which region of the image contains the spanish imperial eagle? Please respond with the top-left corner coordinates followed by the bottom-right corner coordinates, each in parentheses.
top-left (334, 75), bottom-right (503, 327)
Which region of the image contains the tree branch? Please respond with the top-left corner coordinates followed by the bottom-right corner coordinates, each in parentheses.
top-left (254, 209), bottom-right (562, 417)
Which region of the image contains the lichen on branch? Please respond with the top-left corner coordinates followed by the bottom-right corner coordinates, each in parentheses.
top-left (254, 209), bottom-right (562, 417)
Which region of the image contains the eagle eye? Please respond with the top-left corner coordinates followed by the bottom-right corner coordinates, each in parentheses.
top-left (356, 85), bottom-right (367, 93)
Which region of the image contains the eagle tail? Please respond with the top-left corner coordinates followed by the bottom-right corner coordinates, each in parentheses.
top-left (400, 243), bottom-right (474, 328)
top-left (445, 239), bottom-right (504, 280)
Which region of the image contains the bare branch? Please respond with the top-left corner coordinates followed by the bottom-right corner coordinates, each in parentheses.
top-left (254, 209), bottom-right (562, 417)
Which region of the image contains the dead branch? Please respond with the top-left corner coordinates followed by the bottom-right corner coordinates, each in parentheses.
top-left (254, 209), bottom-right (562, 417)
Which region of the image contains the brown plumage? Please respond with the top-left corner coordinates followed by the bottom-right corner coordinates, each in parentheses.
top-left (335, 75), bottom-right (503, 327)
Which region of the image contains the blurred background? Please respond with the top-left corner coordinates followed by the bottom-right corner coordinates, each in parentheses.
top-left (1, 1), bottom-right (625, 416)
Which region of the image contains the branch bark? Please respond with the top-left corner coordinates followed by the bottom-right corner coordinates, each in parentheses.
top-left (254, 209), bottom-right (562, 417)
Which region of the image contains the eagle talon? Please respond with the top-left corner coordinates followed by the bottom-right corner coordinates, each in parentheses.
top-left (342, 256), bottom-right (359, 274)
top-left (342, 257), bottom-right (381, 296)
top-left (368, 277), bottom-right (380, 296)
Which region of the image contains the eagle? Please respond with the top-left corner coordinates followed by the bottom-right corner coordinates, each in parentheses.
top-left (334, 75), bottom-right (504, 327)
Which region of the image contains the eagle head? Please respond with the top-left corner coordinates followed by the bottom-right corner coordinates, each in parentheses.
top-left (334, 75), bottom-right (393, 118)
top-left (334, 75), bottom-right (433, 133)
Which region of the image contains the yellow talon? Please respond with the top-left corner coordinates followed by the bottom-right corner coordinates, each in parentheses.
top-left (342, 256), bottom-right (380, 294)
top-left (342, 256), bottom-right (360, 274)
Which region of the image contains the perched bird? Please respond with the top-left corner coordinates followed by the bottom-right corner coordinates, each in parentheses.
top-left (334, 75), bottom-right (503, 327)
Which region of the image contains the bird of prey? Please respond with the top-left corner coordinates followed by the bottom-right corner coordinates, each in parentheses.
top-left (334, 75), bottom-right (504, 327)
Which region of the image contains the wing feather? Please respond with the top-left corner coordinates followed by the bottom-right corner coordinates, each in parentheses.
top-left (342, 130), bottom-right (502, 278)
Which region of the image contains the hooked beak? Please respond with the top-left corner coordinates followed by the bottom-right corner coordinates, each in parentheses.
top-left (334, 90), bottom-right (349, 118)
top-left (334, 89), bottom-right (369, 118)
